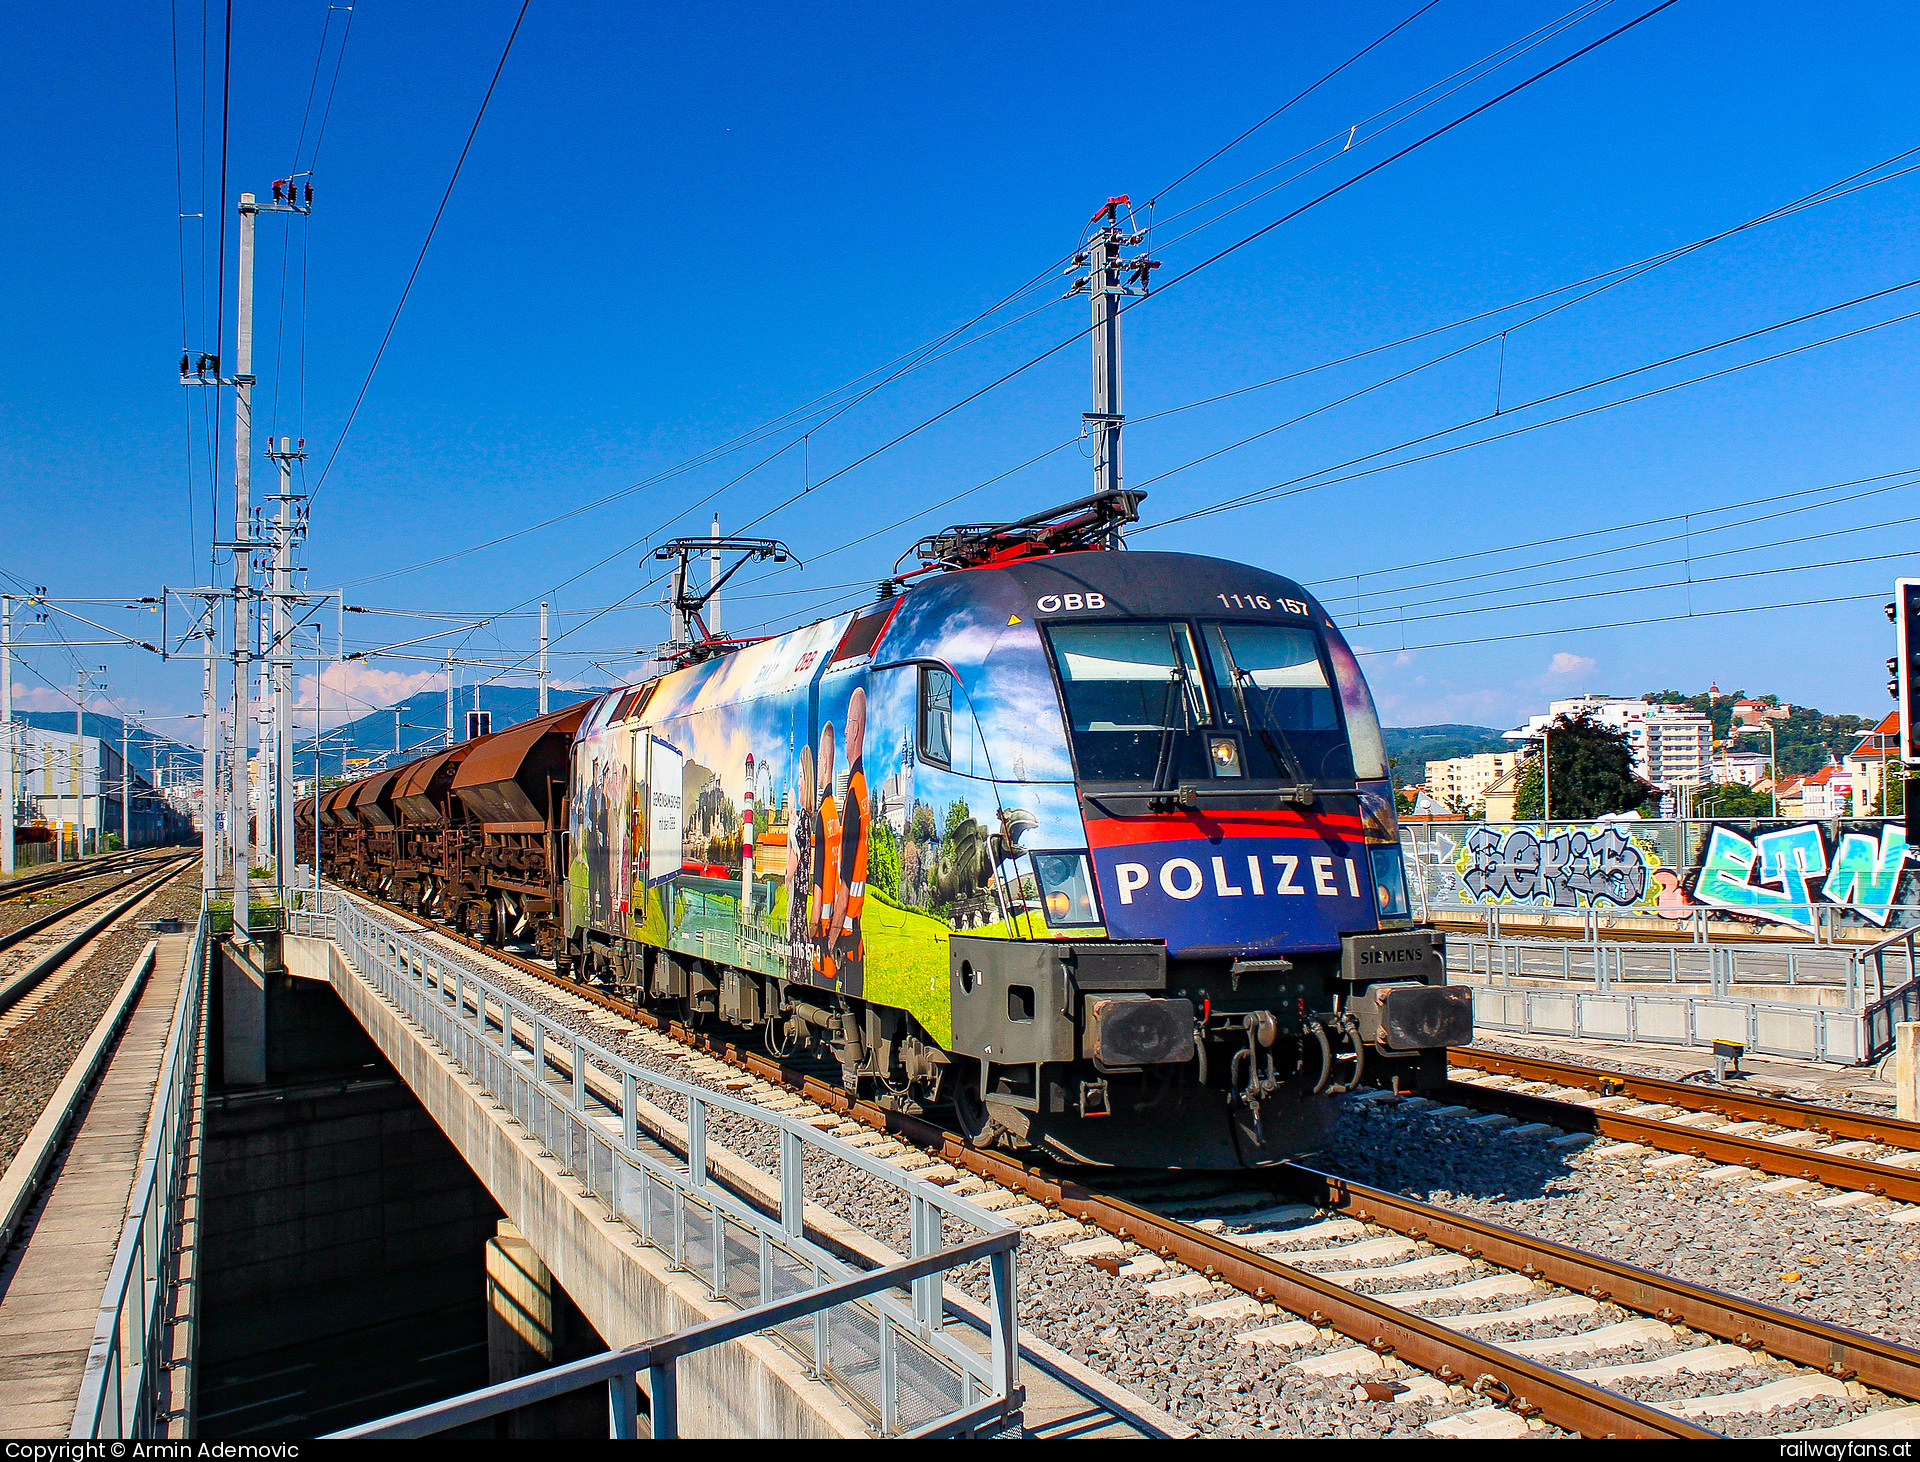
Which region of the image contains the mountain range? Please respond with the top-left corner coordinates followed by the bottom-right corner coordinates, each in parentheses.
top-left (310, 686), bottom-right (606, 777)
top-left (12, 711), bottom-right (200, 783)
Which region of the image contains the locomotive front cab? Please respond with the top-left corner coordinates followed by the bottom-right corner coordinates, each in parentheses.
top-left (946, 553), bottom-right (1468, 1166)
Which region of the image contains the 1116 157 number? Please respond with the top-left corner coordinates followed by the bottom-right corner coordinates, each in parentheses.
top-left (1218, 593), bottom-right (1310, 615)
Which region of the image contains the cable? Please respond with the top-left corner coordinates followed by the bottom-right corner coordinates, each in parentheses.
top-left (1330, 472), bottom-right (1920, 609)
top-left (1351, 590), bottom-right (1884, 658)
top-left (1141, 280), bottom-right (1920, 532)
top-left (1352, 539), bottom-right (1920, 631)
top-left (308, 0), bottom-right (533, 507)
top-left (1147, 0), bottom-right (1444, 205)
top-left (1128, 148), bottom-right (1920, 495)
top-left (343, 0), bottom-right (1652, 593)
top-left (727, 0), bottom-right (1683, 545)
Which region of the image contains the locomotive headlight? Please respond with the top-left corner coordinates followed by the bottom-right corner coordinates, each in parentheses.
top-left (1209, 736), bottom-right (1243, 777)
top-left (1035, 852), bottom-right (1102, 928)
top-left (1370, 845), bottom-right (1410, 919)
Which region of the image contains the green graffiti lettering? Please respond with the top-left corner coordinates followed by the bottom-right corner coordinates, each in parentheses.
top-left (1824, 827), bottom-right (1912, 927)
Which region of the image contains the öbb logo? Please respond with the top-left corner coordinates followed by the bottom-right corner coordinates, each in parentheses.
top-left (1035, 592), bottom-right (1106, 613)
top-left (1114, 854), bottom-right (1363, 904)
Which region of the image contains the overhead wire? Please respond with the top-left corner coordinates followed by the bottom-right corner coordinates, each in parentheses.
top-left (1138, 279), bottom-right (1920, 533)
top-left (1328, 470), bottom-right (1920, 609)
top-left (308, 0), bottom-right (534, 508)
top-left (1146, 0), bottom-right (1446, 206)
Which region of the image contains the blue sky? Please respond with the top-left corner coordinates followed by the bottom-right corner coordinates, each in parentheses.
top-left (4, 0), bottom-right (1918, 747)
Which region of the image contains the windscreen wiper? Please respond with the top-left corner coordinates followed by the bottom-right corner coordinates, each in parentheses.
top-left (1233, 667), bottom-right (1318, 808)
top-left (1150, 668), bottom-right (1193, 792)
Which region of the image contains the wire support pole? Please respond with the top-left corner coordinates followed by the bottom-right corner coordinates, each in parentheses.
top-left (266, 435), bottom-right (308, 903)
top-left (1072, 198), bottom-right (1157, 539)
top-left (229, 192), bottom-right (256, 904)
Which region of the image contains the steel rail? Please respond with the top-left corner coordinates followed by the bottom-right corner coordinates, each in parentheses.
top-left (0, 850), bottom-right (185, 903)
top-left (332, 891), bottom-right (1920, 1436)
top-left (1433, 1078), bottom-right (1920, 1205)
top-left (1274, 1163), bottom-right (1920, 1402)
top-left (0, 863), bottom-right (192, 1017)
top-left (1450, 1046), bottom-right (1920, 1149)
top-left (0, 856), bottom-right (197, 957)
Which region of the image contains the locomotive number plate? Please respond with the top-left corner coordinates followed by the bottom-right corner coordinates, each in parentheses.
top-left (1340, 928), bottom-right (1445, 983)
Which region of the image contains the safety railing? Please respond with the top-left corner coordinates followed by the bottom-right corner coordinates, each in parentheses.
top-left (330, 1232), bottom-right (1017, 1439)
top-left (315, 899), bottom-right (1020, 1437)
top-left (69, 906), bottom-right (209, 1438)
top-left (1452, 932), bottom-right (1859, 996)
top-left (1464, 981), bottom-right (1868, 1064)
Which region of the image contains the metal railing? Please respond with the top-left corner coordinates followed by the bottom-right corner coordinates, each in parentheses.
top-left (329, 1234), bottom-right (1017, 1439)
top-left (1464, 980), bottom-right (1868, 1064)
top-left (311, 899), bottom-right (1020, 1437)
top-left (70, 906), bottom-right (208, 1438)
top-left (1452, 932), bottom-right (1860, 996)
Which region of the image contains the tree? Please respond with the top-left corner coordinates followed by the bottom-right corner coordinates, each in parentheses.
top-left (1692, 781), bottom-right (1773, 819)
top-left (867, 820), bottom-right (901, 898)
top-left (1511, 710), bottom-right (1652, 819)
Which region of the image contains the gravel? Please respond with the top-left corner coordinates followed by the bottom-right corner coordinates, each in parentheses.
top-left (1312, 1097), bottom-right (1920, 1398)
top-left (349, 903), bottom-right (1917, 1439)
top-left (0, 865), bottom-right (202, 1174)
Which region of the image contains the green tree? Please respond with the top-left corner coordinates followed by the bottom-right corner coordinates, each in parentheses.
top-left (1511, 711), bottom-right (1652, 819)
top-left (867, 820), bottom-right (901, 898)
top-left (1692, 781), bottom-right (1774, 819)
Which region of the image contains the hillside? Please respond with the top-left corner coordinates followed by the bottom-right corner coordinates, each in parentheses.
top-left (1640, 690), bottom-right (1871, 777)
top-left (1381, 724), bottom-right (1510, 786)
top-left (311, 685), bottom-right (605, 777)
top-left (13, 711), bottom-right (198, 781)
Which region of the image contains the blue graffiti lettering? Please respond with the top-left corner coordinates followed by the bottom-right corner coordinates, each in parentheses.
top-left (1824, 827), bottom-right (1912, 927)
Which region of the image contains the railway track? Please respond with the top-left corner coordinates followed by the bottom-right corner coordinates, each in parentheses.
top-left (330, 887), bottom-right (1920, 1439)
top-left (1431, 1049), bottom-right (1920, 1211)
top-left (0, 855), bottom-right (196, 1022)
top-left (0, 847), bottom-right (187, 904)
top-left (0, 855), bottom-right (195, 958)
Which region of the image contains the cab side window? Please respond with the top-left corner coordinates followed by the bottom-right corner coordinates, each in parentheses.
top-left (919, 666), bottom-right (953, 768)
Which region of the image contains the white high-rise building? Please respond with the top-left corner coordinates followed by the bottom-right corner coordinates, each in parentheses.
top-left (1504, 695), bottom-right (1712, 790)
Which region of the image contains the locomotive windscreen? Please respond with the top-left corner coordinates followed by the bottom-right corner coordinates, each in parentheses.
top-left (1046, 618), bottom-right (1358, 785)
top-left (1201, 622), bottom-right (1352, 783)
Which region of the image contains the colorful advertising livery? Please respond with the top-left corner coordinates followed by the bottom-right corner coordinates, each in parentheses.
top-left (563, 549), bottom-right (1467, 1167)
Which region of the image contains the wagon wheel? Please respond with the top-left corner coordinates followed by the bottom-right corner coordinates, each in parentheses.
top-left (949, 1059), bottom-right (1001, 1147)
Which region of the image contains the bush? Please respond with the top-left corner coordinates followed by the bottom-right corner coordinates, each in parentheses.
top-left (105, 834), bottom-right (123, 852)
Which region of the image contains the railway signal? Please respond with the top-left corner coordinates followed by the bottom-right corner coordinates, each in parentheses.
top-left (1891, 579), bottom-right (1920, 838)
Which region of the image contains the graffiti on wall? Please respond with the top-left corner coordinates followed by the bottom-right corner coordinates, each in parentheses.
top-left (1456, 823), bottom-right (1658, 909)
top-left (1692, 823), bottom-right (1911, 930)
top-left (1428, 818), bottom-right (1918, 930)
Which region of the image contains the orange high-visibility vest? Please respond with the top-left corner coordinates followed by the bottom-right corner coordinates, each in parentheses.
top-left (814, 791), bottom-right (840, 978)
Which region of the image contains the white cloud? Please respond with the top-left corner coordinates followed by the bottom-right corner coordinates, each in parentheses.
top-left (8, 686), bottom-right (85, 713)
top-left (1548, 652), bottom-right (1596, 677)
top-left (293, 662), bottom-right (444, 728)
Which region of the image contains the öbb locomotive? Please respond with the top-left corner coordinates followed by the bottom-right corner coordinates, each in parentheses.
top-left (300, 494), bottom-right (1470, 1166)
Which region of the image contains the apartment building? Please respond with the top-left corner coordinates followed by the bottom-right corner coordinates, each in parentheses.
top-left (1424, 751), bottom-right (1524, 810)
top-left (1504, 695), bottom-right (1712, 790)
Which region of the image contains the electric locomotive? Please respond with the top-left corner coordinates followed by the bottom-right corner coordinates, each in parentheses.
top-left (561, 491), bottom-right (1469, 1167)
